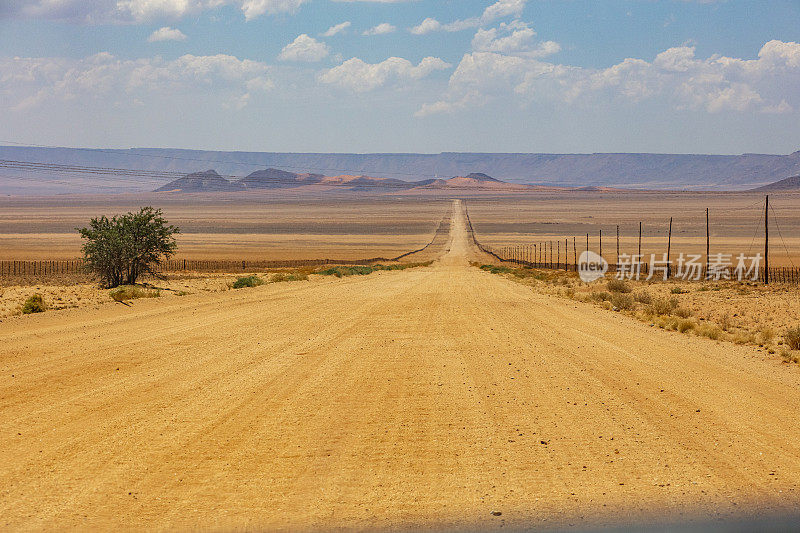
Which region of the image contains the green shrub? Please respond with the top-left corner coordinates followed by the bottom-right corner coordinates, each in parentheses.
top-left (607, 279), bottom-right (631, 293)
top-left (610, 292), bottom-right (635, 310)
top-left (232, 275), bottom-right (264, 289)
top-left (21, 294), bottom-right (46, 314)
top-left (784, 327), bottom-right (800, 350)
top-left (671, 287), bottom-right (688, 294)
top-left (479, 264), bottom-right (513, 275)
top-left (109, 286), bottom-right (161, 301)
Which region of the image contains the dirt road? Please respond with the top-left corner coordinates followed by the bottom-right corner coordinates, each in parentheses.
top-left (2, 200), bottom-right (800, 530)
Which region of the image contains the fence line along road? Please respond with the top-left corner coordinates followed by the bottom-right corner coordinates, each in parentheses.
top-left (0, 207), bottom-right (454, 280)
top-left (463, 203), bottom-right (799, 285)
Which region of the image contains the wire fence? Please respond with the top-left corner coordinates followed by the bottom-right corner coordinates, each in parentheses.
top-left (0, 208), bottom-right (453, 281)
top-left (464, 202), bottom-right (800, 285)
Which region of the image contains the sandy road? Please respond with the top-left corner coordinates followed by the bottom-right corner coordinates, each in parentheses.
top-left (2, 200), bottom-right (800, 531)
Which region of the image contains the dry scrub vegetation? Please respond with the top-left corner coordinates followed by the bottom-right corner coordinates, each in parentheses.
top-left (0, 262), bottom-right (434, 319)
top-left (473, 262), bottom-right (800, 366)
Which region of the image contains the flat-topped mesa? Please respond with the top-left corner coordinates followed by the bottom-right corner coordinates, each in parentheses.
top-left (154, 170), bottom-right (243, 192)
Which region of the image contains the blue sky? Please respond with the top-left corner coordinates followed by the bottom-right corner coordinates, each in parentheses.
top-left (1, 1), bottom-right (799, 154)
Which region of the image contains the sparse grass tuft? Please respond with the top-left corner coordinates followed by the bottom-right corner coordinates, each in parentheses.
top-left (634, 291), bottom-right (653, 304)
top-left (317, 262), bottom-right (432, 278)
top-left (232, 275), bottom-right (265, 289)
top-left (671, 287), bottom-right (688, 294)
top-left (758, 327), bottom-right (776, 345)
top-left (479, 264), bottom-right (513, 275)
top-left (610, 292), bottom-right (635, 310)
top-left (271, 272), bottom-right (309, 283)
top-left (590, 291), bottom-right (612, 302)
top-left (21, 294), bottom-right (46, 314)
top-left (784, 326), bottom-right (800, 350)
top-left (677, 319), bottom-right (695, 333)
top-left (649, 297), bottom-right (677, 316)
top-left (780, 348), bottom-right (799, 364)
top-left (607, 279), bottom-right (631, 293)
top-left (673, 307), bottom-right (693, 319)
top-left (697, 324), bottom-right (723, 340)
top-left (109, 285), bottom-right (160, 301)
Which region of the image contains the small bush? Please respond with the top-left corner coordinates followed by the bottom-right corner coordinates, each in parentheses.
top-left (317, 266), bottom-right (375, 277)
top-left (784, 327), bottom-right (800, 350)
top-left (677, 319), bottom-right (695, 333)
top-left (720, 313), bottom-right (733, 332)
top-left (650, 297), bottom-right (677, 316)
top-left (21, 294), bottom-right (46, 314)
top-left (607, 279), bottom-right (631, 293)
top-left (780, 348), bottom-right (799, 364)
top-left (109, 286), bottom-right (160, 301)
top-left (634, 291), bottom-right (653, 304)
top-left (697, 324), bottom-right (723, 340)
top-left (272, 272), bottom-right (309, 283)
top-left (673, 307), bottom-right (693, 319)
top-left (232, 275), bottom-right (264, 289)
top-left (590, 291), bottom-right (612, 302)
top-left (671, 287), bottom-right (688, 294)
top-left (479, 264), bottom-right (513, 275)
top-left (759, 327), bottom-right (776, 345)
top-left (611, 292), bottom-right (635, 310)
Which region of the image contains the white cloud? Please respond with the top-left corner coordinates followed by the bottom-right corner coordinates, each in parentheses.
top-left (471, 20), bottom-right (560, 58)
top-left (321, 21), bottom-right (351, 37)
top-left (409, 17), bottom-right (441, 35)
top-left (409, 0), bottom-right (527, 35)
top-left (420, 39), bottom-right (800, 116)
top-left (278, 34), bottom-right (330, 62)
top-left (318, 56), bottom-right (451, 92)
top-left (481, 0), bottom-right (526, 24)
top-left (1, 0), bottom-right (308, 23)
top-left (147, 26), bottom-right (187, 42)
top-left (238, 0), bottom-right (307, 20)
top-left (363, 22), bottom-right (396, 36)
top-left (1, 52), bottom-right (273, 110)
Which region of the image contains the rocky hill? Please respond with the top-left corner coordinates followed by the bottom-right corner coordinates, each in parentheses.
top-left (751, 175), bottom-right (800, 192)
top-left (155, 170), bottom-right (243, 192)
top-left (154, 169), bottom-right (536, 193)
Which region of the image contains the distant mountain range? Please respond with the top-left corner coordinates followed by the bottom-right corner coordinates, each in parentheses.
top-left (2, 145), bottom-right (800, 194)
top-left (154, 170), bottom-right (535, 193)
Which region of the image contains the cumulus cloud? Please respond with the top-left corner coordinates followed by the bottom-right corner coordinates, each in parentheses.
top-left (1, 0), bottom-right (308, 23)
top-left (471, 20), bottom-right (560, 58)
top-left (408, 0), bottom-right (527, 35)
top-left (278, 34), bottom-right (330, 62)
top-left (1, 52), bottom-right (273, 110)
top-left (419, 39), bottom-right (800, 116)
top-left (321, 21), bottom-right (351, 37)
top-left (147, 26), bottom-right (187, 42)
top-left (363, 22), bottom-right (396, 36)
top-left (318, 56), bottom-right (451, 92)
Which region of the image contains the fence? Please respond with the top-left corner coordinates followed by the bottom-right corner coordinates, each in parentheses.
top-left (0, 209), bottom-right (453, 280)
top-left (463, 203), bottom-right (799, 285)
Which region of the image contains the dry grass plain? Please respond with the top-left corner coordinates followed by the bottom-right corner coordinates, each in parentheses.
top-left (0, 192), bottom-right (451, 260)
top-left (2, 200), bottom-right (800, 531)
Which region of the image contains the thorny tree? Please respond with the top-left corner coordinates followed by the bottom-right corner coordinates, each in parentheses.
top-left (78, 207), bottom-right (179, 287)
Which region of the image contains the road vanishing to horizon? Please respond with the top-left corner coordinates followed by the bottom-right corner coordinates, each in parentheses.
top-left (3, 200), bottom-right (800, 530)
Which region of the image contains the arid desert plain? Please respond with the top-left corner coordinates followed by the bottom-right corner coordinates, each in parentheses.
top-left (2, 190), bottom-right (800, 530)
